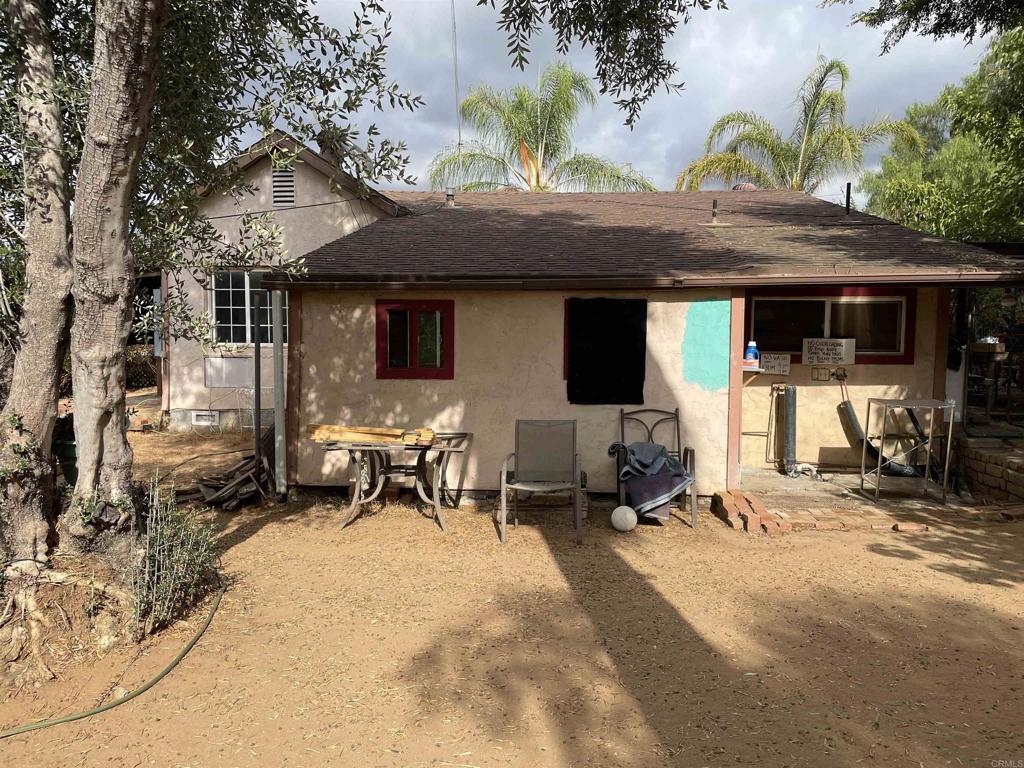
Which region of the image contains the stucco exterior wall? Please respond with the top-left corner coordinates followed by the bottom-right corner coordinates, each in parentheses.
top-left (295, 289), bottom-right (733, 495)
top-left (740, 287), bottom-right (942, 469)
top-left (166, 155), bottom-right (385, 426)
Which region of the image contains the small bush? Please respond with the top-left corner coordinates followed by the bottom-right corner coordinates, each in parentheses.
top-left (132, 482), bottom-right (218, 635)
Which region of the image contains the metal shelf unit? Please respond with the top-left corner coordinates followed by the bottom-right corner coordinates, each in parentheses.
top-left (859, 398), bottom-right (955, 503)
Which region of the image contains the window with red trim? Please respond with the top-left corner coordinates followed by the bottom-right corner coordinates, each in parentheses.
top-left (746, 287), bottom-right (916, 365)
top-left (375, 300), bottom-right (454, 379)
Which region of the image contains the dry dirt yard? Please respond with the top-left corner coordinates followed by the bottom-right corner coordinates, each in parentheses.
top-left (2, 434), bottom-right (1023, 767)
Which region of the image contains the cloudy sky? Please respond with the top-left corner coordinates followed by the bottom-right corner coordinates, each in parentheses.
top-left (319, 0), bottom-right (989, 203)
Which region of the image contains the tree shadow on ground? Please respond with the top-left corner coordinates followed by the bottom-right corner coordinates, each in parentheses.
top-left (206, 487), bottom-right (335, 556)
top-left (863, 520), bottom-right (1024, 588)
top-left (404, 507), bottom-right (1023, 767)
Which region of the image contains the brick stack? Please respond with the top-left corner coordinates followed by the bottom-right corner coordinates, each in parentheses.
top-left (711, 490), bottom-right (793, 536)
top-left (961, 437), bottom-right (1024, 503)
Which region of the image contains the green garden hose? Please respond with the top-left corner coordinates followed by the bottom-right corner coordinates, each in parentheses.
top-left (0, 582), bottom-right (225, 740)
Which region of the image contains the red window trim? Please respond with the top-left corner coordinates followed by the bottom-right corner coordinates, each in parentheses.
top-left (375, 299), bottom-right (455, 380)
top-left (745, 286), bottom-right (917, 365)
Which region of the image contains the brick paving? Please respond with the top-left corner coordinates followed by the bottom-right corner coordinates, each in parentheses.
top-left (711, 487), bottom-right (1024, 537)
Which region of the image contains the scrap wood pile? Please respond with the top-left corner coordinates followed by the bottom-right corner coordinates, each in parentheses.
top-left (175, 429), bottom-right (275, 511)
top-left (306, 424), bottom-right (436, 446)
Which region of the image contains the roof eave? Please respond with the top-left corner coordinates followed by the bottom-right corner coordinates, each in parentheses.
top-left (263, 269), bottom-right (1024, 291)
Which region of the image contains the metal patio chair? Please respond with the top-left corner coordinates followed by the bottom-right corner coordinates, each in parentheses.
top-left (497, 420), bottom-right (586, 545)
top-left (613, 407), bottom-right (698, 528)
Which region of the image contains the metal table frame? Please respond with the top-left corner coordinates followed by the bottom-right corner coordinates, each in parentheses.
top-left (321, 432), bottom-right (472, 532)
top-left (859, 399), bottom-right (954, 503)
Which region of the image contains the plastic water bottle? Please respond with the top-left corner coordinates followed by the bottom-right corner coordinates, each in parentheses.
top-left (744, 340), bottom-right (760, 366)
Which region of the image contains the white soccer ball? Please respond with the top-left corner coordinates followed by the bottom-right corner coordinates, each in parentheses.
top-left (611, 505), bottom-right (638, 532)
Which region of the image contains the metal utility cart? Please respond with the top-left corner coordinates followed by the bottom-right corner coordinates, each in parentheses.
top-left (859, 398), bottom-right (954, 503)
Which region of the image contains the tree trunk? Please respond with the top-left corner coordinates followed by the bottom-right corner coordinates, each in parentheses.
top-left (0, 0), bottom-right (73, 567)
top-left (67, 0), bottom-right (164, 538)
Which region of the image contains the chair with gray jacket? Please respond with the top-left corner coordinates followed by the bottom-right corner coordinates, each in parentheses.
top-left (610, 407), bottom-right (697, 528)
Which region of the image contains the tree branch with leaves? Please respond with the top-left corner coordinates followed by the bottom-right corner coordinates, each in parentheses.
top-left (480, 0), bottom-right (727, 126)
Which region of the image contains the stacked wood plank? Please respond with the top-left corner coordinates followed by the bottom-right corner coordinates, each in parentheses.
top-left (175, 429), bottom-right (275, 512)
top-left (402, 427), bottom-right (435, 446)
top-left (306, 424), bottom-right (436, 446)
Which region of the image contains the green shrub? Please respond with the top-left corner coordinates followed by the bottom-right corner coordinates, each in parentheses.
top-left (132, 482), bottom-right (218, 635)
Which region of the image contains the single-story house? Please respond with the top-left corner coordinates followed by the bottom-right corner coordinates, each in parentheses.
top-left (158, 134), bottom-right (1023, 496)
top-left (258, 188), bottom-right (1024, 496)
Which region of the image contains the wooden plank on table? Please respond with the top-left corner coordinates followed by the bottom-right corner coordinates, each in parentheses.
top-left (306, 424), bottom-right (406, 443)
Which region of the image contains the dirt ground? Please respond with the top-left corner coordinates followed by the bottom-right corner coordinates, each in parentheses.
top-left (131, 428), bottom-right (255, 487)
top-left (2, 432), bottom-right (1023, 767)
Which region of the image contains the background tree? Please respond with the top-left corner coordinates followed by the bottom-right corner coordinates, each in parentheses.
top-left (676, 57), bottom-right (921, 192)
top-left (429, 62), bottom-right (655, 192)
top-left (857, 29), bottom-right (1024, 338)
top-left (951, 27), bottom-right (1024, 229)
top-left (859, 91), bottom-right (1022, 241)
top-left (825, 0), bottom-right (1024, 50)
top-left (481, 0), bottom-right (728, 126)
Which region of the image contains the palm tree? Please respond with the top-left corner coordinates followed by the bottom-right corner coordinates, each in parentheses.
top-left (429, 62), bottom-right (655, 192)
top-left (675, 57), bottom-right (922, 193)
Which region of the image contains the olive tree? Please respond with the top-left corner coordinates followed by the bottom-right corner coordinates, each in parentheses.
top-left (0, 0), bottom-right (417, 680)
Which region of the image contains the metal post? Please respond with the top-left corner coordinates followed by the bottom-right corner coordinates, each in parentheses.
top-left (845, 182), bottom-right (852, 214)
top-left (923, 405), bottom-right (935, 498)
top-left (272, 289), bottom-right (287, 499)
top-left (859, 400), bottom-right (870, 496)
top-left (875, 405), bottom-right (886, 502)
top-left (252, 289), bottom-right (261, 479)
top-left (942, 406), bottom-right (954, 504)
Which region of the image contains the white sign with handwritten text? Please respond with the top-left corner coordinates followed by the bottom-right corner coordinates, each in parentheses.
top-left (802, 338), bottom-right (856, 365)
top-left (759, 353), bottom-right (791, 375)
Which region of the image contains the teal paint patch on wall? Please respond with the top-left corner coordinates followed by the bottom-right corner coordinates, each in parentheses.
top-left (682, 299), bottom-right (731, 391)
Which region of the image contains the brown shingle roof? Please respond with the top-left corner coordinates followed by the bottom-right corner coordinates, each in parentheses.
top-left (266, 190), bottom-right (1024, 288)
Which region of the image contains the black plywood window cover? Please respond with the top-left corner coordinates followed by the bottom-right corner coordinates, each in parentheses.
top-left (566, 297), bottom-right (647, 405)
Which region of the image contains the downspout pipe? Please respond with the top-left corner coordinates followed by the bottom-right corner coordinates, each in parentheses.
top-left (783, 385), bottom-right (798, 478)
top-left (272, 289), bottom-right (287, 499)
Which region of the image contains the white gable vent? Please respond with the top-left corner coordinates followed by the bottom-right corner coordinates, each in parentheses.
top-left (191, 410), bottom-right (220, 427)
top-left (272, 167), bottom-right (295, 206)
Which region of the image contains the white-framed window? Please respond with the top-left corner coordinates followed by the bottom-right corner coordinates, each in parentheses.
top-left (750, 295), bottom-right (907, 356)
top-left (210, 272), bottom-right (288, 345)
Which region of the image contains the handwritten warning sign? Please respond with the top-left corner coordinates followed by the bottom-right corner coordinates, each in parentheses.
top-left (802, 338), bottom-right (856, 365)
top-left (759, 353), bottom-right (791, 375)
